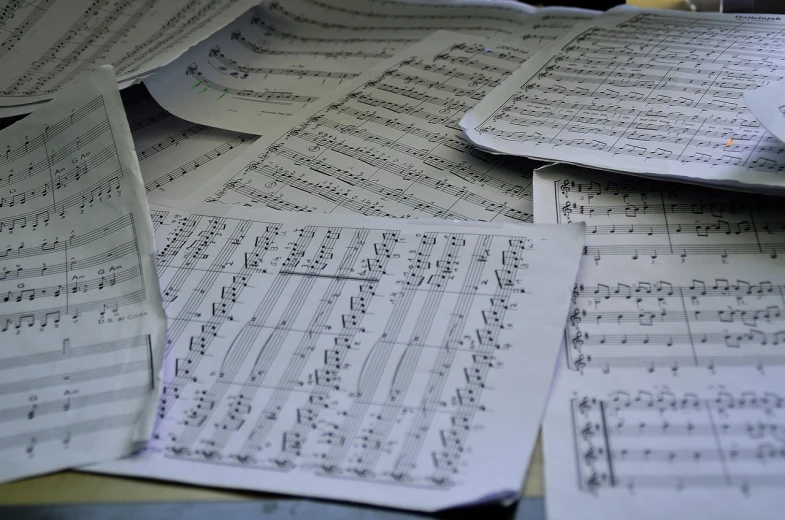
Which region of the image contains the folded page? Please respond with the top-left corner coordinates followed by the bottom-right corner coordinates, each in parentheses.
top-left (0, 66), bottom-right (166, 483)
top-left (745, 82), bottom-right (785, 145)
top-left (124, 91), bottom-right (257, 204)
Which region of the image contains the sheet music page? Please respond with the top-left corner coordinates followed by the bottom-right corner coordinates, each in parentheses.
top-left (88, 203), bottom-right (585, 511)
top-left (0, 0), bottom-right (258, 108)
top-left (501, 6), bottom-right (599, 52)
top-left (0, 66), bottom-right (166, 483)
top-left (182, 32), bottom-right (541, 224)
top-left (143, 0), bottom-right (596, 134)
top-left (544, 370), bottom-right (785, 520)
top-left (744, 82), bottom-right (785, 145)
top-left (462, 9), bottom-right (785, 192)
top-left (535, 163), bottom-right (785, 518)
top-left (126, 92), bottom-right (256, 204)
top-left (535, 163), bottom-right (785, 373)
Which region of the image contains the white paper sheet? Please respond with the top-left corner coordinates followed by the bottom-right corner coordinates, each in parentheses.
top-left (143, 0), bottom-right (596, 134)
top-left (0, 0), bottom-right (258, 107)
top-left (182, 32), bottom-right (543, 223)
top-left (744, 82), bottom-right (785, 145)
top-left (87, 202), bottom-right (585, 511)
top-left (0, 66), bottom-right (166, 483)
top-left (462, 9), bottom-right (785, 193)
top-left (535, 163), bottom-right (785, 519)
top-left (535, 163), bottom-right (785, 373)
top-left (127, 95), bottom-right (256, 204)
top-left (544, 369), bottom-right (785, 520)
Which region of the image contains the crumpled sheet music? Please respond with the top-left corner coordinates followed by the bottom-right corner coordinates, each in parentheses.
top-left (88, 203), bottom-right (585, 511)
top-left (125, 91), bottom-right (256, 204)
top-left (183, 32), bottom-right (543, 223)
top-left (544, 371), bottom-right (785, 520)
top-left (0, 66), bottom-right (166, 483)
top-left (0, 0), bottom-right (258, 111)
top-left (744, 82), bottom-right (785, 146)
top-left (143, 0), bottom-right (597, 134)
top-left (462, 8), bottom-right (785, 193)
top-left (534, 163), bottom-right (785, 519)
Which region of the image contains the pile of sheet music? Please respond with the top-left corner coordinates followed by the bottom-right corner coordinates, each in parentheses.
top-left (1, 1), bottom-right (784, 518)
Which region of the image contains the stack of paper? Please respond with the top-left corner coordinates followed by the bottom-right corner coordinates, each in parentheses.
top-left (3, 1), bottom-right (785, 518)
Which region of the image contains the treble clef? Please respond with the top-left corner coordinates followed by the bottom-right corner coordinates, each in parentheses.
top-left (578, 396), bottom-right (592, 414)
top-left (574, 353), bottom-right (587, 371)
top-left (581, 422), bottom-right (595, 440)
top-left (585, 472), bottom-right (601, 493)
top-left (572, 331), bottom-right (584, 349)
top-left (584, 446), bottom-right (598, 464)
top-left (570, 308), bottom-right (582, 326)
top-left (560, 180), bottom-right (572, 196)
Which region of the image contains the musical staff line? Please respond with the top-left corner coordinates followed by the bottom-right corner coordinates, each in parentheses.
top-left (266, 1), bottom-right (514, 34)
top-left (143, 133), bottom-right (254, 194)
top-left (229, 31), bottom-right (394, 60)
top-left (137, 124), bottom-right (210, 162)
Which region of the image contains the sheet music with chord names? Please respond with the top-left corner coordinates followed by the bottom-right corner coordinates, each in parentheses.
top-left (143, 0), bottom-right (596, 133)
top-left (126, 92), bottom-right (256, 204)
top-left (543, 371), bottom-right (785, 520)
top-left (462, 9), bottom-right (785, 192)
top-left (0, 66), bottom-right (166, 483)
top-left (0, 0), bottom-right (258, 108)
top-left (535, 164), bottom-right (785, 374)
top-left (182, 32), bottom-right (542, 224)
top-left (88, 203), bottom-right (585, 511)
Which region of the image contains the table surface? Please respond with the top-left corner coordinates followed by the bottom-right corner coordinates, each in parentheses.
top-left (0, 437), bottom-right (543, 506)
top-left (0, 0), bottom-right (688, 516)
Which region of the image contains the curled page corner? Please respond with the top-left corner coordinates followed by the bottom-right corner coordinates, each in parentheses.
top-left (744, 82), bottom-right (785, 145)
